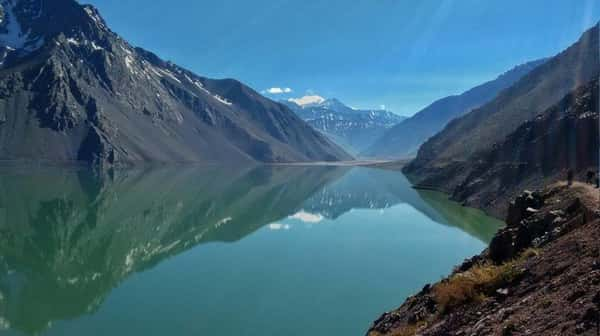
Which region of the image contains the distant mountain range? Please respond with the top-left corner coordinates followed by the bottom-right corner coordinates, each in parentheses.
top-left (0, 0), bottom-right (350, 166)
top-left (405, 23), bottom-right (599, 217)
top-left (282, 97), bottom-right (405, 155)
top-left (363, 59), bottom-right (547, 159)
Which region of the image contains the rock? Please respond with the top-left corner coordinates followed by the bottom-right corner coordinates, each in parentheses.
top-left (497, 288), bottom-right (509, 296)
top-left (506, 191), bottom-right (545, 227)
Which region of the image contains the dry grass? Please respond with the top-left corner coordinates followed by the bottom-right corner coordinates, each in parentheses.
top-left (368, 321), bottom-right (427, 336)
top-left (388, 325), bottom-right (419, 336)
top-left (433, 249), bottom-right (539, 313)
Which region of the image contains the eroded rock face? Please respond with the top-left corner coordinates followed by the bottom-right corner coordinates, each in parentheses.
top-left (487, 188), bottom-right (591, 264)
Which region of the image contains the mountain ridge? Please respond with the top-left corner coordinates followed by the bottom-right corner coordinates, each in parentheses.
top-left (0, 0), bottom-right (351, 166)
top-left (404, 23), bottom-right (599, 200)
top-left (283, 97), bottom-right (405, 155)
top-left (363, 58), bottom-right (547, 159)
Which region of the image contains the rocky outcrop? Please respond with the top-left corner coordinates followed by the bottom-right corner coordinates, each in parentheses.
top-left (368, 183), bottom-right (600, 336)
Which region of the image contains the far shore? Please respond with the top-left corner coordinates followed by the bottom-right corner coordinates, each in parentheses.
top-left (271, 159), bottom-right (410, 168)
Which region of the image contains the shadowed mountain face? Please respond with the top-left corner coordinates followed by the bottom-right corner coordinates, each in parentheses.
top-left (0, 166), bottom-right (502, 335)
top-left (282, 98), bottom-right (405, 155)
top-left (0, 0), bottom-right (350, 166)
top-left (405, 24), bottom-right (599, 192)
top-left (363, 59), bottom-right (546, 159)
top-left (449, 79), bottom-right (599, 217)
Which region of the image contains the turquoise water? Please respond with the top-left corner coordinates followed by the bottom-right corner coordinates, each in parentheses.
top-left (0, 166), bottom-right (502, 335)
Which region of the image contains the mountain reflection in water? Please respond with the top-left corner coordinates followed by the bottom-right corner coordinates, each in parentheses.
top-left (0, 166), bottom-right (502, 335)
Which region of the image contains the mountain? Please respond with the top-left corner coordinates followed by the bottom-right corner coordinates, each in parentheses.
top-left (363, 59), bottom-right (546, 159)
top-left (405, 24), bottom-right (599, 217)
top-left (449, 79), bottom-right (598, 217)
top-left (282, 97), bottom-right (405, 155)
top-left (0, 0), bottom-right (351, 166)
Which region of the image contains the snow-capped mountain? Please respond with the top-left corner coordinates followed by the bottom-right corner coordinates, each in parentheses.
top-left (0, 0), bottom-right (351, 166)
top-left (282, 96), bottom-right (405, 155)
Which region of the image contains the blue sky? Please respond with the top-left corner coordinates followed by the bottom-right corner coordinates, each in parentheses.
top-left (85, 0), bottom-right (599, 116)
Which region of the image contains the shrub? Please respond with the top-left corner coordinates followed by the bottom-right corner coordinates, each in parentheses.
top-left (433, 249), bottom-right (539, 313)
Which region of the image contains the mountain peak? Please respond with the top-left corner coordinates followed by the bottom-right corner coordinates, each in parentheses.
top-left (0, 0), bottom-right (351, 165)
top-left (0, 0), bottom-right (112, 66)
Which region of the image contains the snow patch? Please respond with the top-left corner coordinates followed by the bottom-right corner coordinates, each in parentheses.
top-left (66, 38), bottom-right (80, 46)
top-left (190, 79), bottom-right (233, 106)
top-left (124, 55), bottom-right (135, 73)
top-left (84, 6), bottom-right (106, 29)
top-left (215, 217), bottom-right (233, 228)
top-left (124, 249), bottom-right (136, 272)
top-left (159, 68), bottom-right (182, 83)
top-left (0, 317), bottom-right (9, 330)
top-left (213, 94), bottom-right (232, 106)
top-left (148, 65), bottom-right (164, 78)
top-left (90, 41), bottom-right (103, 51)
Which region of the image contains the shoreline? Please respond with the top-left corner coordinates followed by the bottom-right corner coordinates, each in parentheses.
top-left (367, 181), bottom-right (600, 335)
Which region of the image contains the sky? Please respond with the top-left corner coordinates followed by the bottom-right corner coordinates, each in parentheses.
top-left (85, 0), bottom-right (600, 116)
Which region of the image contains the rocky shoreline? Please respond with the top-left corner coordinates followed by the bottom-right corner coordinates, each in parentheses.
top-left (368, 182), bottom-right (600, 336)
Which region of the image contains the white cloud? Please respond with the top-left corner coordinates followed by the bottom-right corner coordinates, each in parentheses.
top-left (263, 87), bottom-right (293, 94)
top-left (269, 223), bottom-right (291, 230)
top-left (288, 95), bottom-right (326, 107)
top-left (288, 210), bottom-right (323, 223)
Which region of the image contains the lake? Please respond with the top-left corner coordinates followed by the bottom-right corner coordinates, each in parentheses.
top-left (0, 165), bottom-right (503, 335)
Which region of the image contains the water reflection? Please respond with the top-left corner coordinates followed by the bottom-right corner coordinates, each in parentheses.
top-left (299, 168), bottom-right (503, 241)
top-left (0, 166), bottom-right (502, 335)
top-left (0, 166), bottom-right (345, 334)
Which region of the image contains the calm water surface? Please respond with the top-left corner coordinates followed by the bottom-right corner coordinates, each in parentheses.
top-left (0, 166), bottom-right (503, 335)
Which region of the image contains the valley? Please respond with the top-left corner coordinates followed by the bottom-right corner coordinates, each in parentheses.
top-left (0, 0), bottom-right (597, 335)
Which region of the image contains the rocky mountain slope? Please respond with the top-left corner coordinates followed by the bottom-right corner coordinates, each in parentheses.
top-left (405, 23), bottom-right (599, 189)
top-left (449, 79), bottom-right (598, 218)
top-left (369, 182), bottom-right (600, 336)
top-left (364, 59), bottom-right (546, 159)
top-left (283, 97), bottom-right (405, 155)
top-left (0, 0), bottom-right (351, 166)
top-left (404, 76), bottom-right (598, 219)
